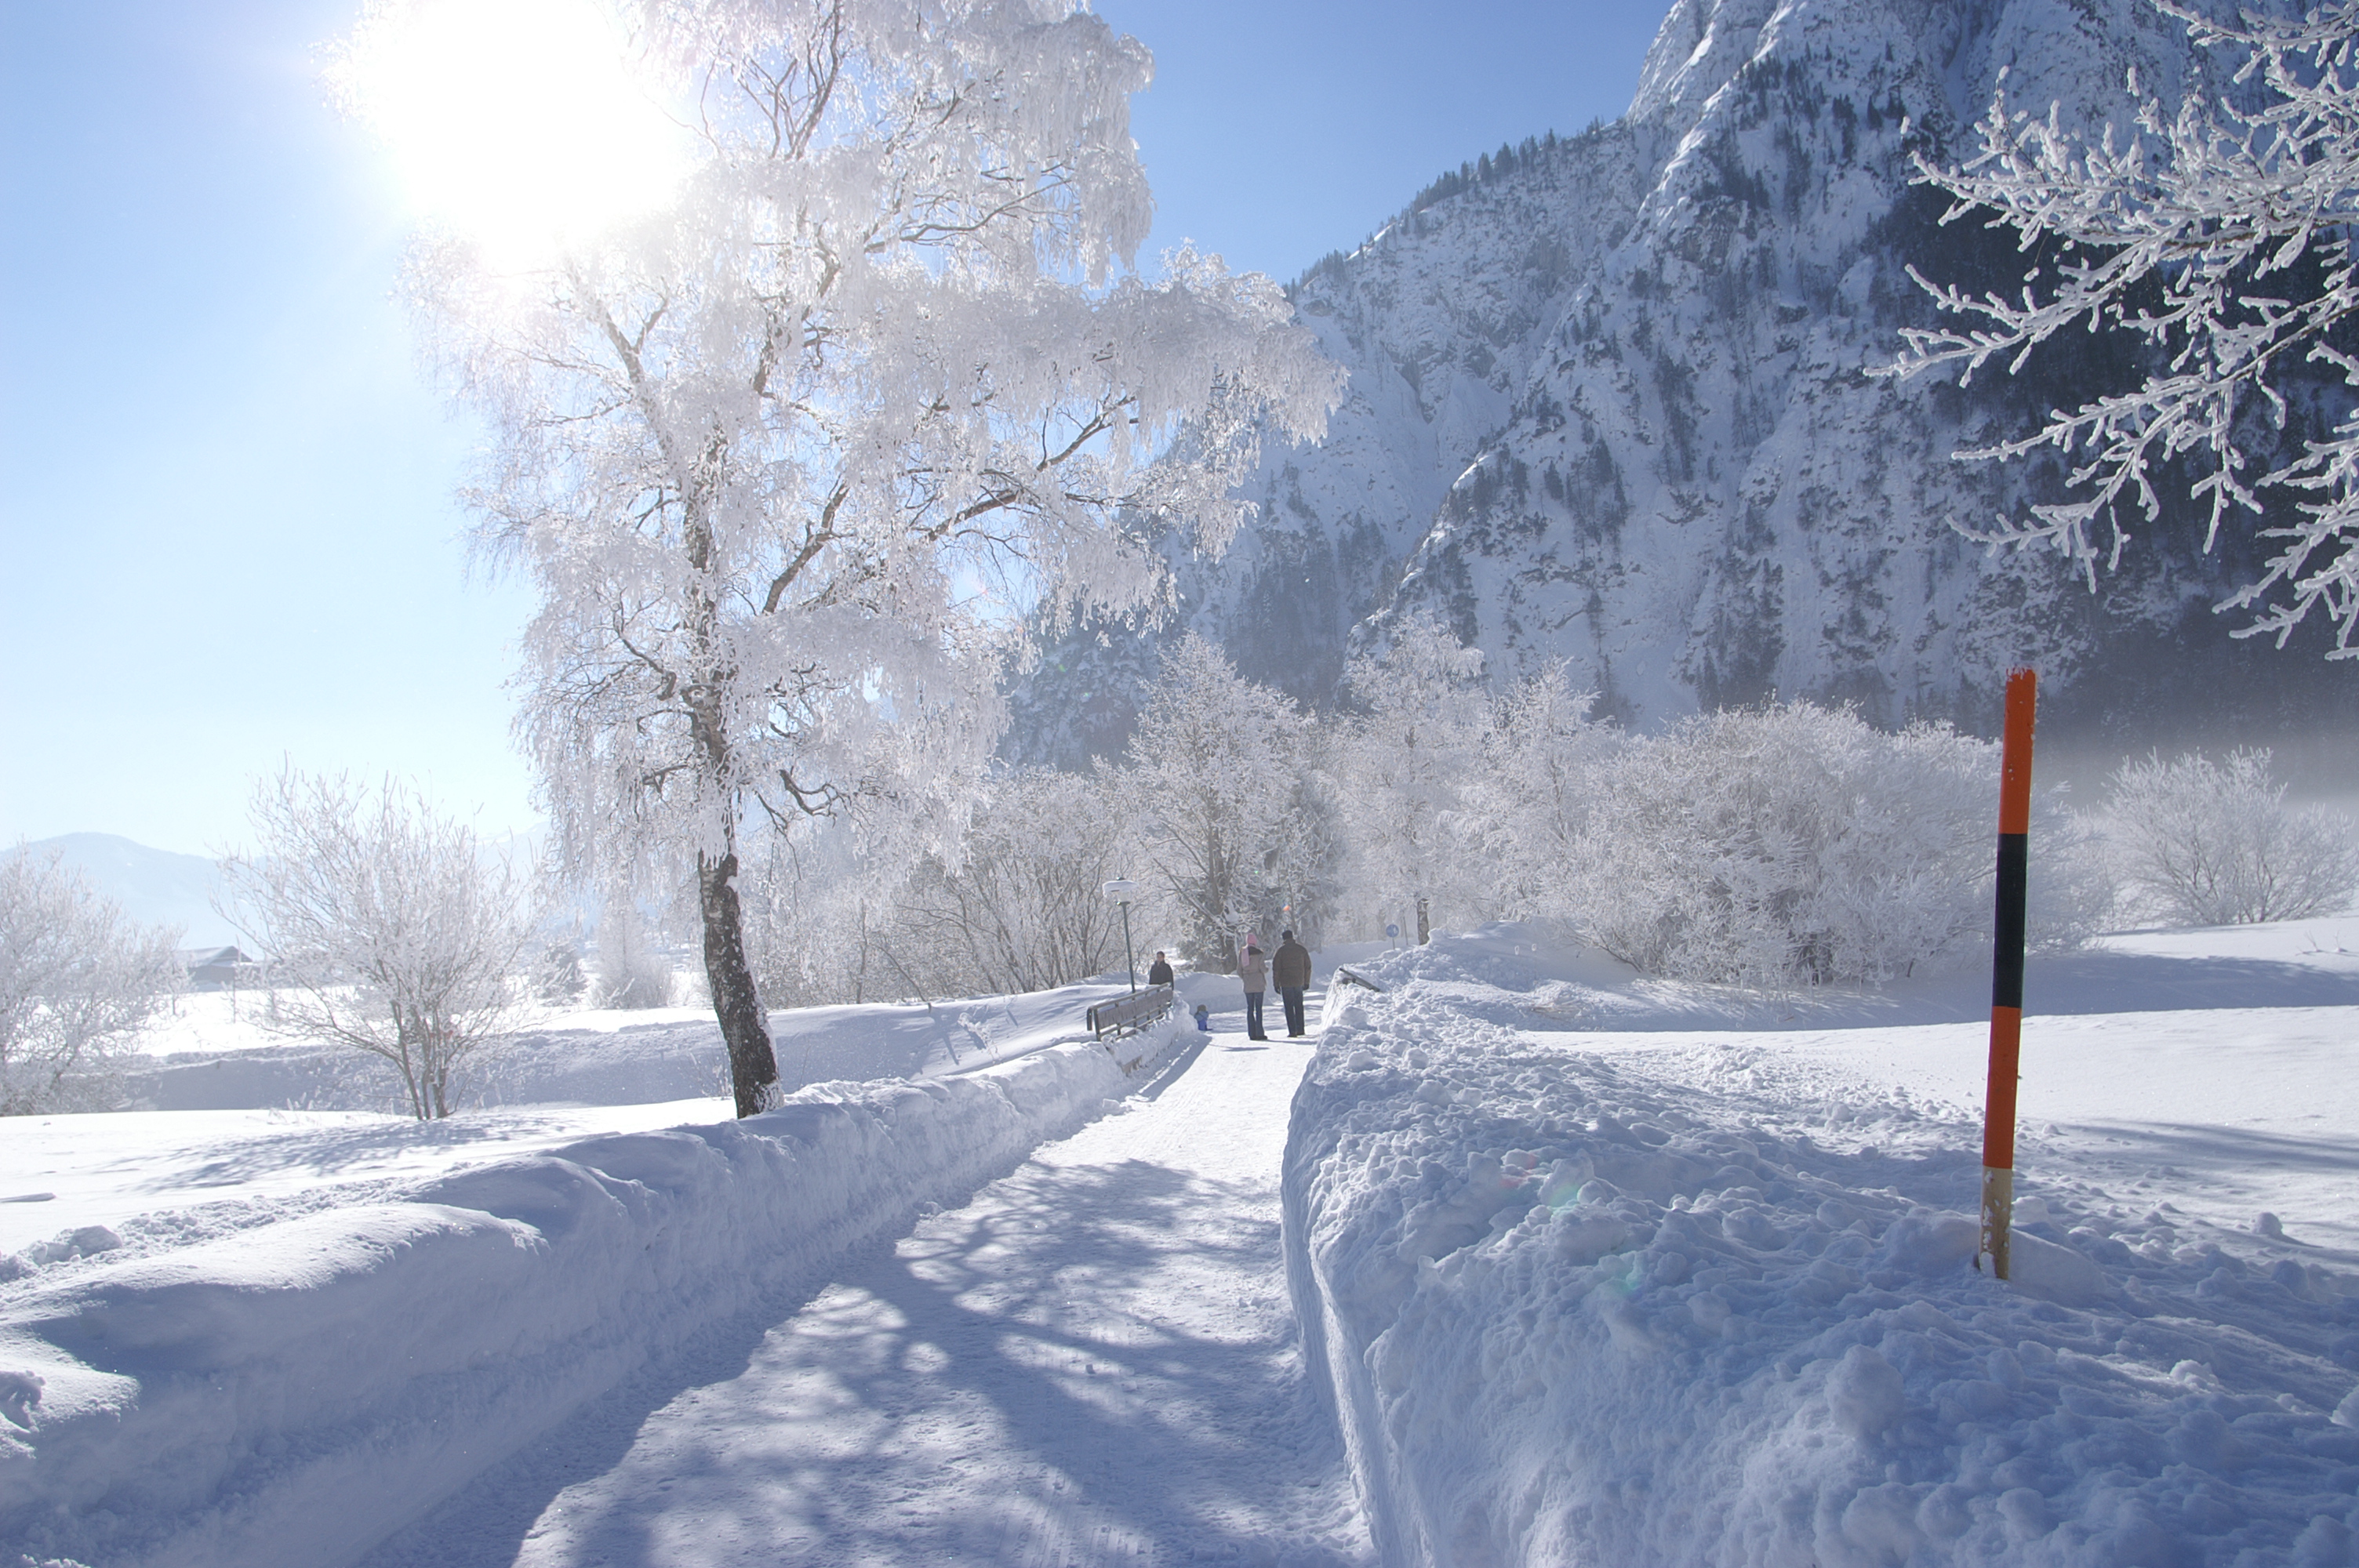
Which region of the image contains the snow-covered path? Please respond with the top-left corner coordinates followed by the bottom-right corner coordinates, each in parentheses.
top-left (455, 1018), bottom-right (1369, 1567)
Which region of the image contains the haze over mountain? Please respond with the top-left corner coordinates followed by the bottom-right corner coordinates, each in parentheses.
top-left (1012, 0), bottom-right (2359, 766)
top-left (9, 833), bottom-right (238, 949)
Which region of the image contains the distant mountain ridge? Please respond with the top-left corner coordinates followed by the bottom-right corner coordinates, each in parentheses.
top-left (9, 833), bottom-right (238, 948)
top-left (1010, 0), bottom-right (2359, 764)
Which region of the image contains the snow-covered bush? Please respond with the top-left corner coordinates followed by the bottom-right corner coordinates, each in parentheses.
top-left (0, 849), bottom-right (182, 1113)
top-left (221, 770), bottom-right (536, 1119)
top-left (895, 767), bottom-right (1128, 994)
top-left (2104, 747), bottom-right (2359, 925)
top-left (1569, 704), bottom-right (2104, 987)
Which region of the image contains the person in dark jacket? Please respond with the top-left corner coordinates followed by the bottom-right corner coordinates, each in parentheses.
top-left (1274, 930), bottom-right (1311, 1036)
top-left (1147, 951), bottom-right (1174, 987)
top-left (1238, 942), bottom-right (1269, 1040)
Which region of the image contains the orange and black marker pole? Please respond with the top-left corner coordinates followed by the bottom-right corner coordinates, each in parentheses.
top-left (1981, 668), bottom-right (2037, 1279)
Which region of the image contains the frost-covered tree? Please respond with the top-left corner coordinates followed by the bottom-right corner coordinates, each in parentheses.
top-left (1572, 705), bottom-right (2106, 988)
top-left (0, 850), bottom-right (182, 1114)
top-left (896, 765), bottom-right (1125, 993)
top-left (2105, 746), bottom-right (2359, 924)
top-left (594, 879), bottom-right (675, 1009)
top-left (1330, 615), bottom-right (1494, 935)
top-left (222, 771), bottom-right (535, 1120)
top-left (1467, 660), bottom-right (1610, 922)
top-left (1125, 634), bottom-right (1314, 965)
top-left (1886, 2), bottom-right (2359, 654)
top-left (340, 0), bottom-right (1336, 1116)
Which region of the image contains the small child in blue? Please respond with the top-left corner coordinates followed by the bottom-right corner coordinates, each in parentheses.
top-left (1193, 1004), bottom-right (1212, 1032)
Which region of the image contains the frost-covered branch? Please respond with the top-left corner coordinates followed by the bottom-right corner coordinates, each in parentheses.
top-left (1881, 0), bottom-right (2359, 654)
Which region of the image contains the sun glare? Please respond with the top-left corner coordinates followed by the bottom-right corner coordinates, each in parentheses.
top-left (341, 0), bottom-right (689, 263)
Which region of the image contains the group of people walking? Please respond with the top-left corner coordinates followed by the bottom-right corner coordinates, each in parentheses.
top-left (1145, 930), bottom-right (1314, 1040)
top-left (1238, 929), bottom-right (1310, 1040)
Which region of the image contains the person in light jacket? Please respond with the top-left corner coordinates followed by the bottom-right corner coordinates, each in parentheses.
top-left (1239, 942), bottom-right (1269, 1040)
top-left (1273, 929), bottom-right (1312, 1036)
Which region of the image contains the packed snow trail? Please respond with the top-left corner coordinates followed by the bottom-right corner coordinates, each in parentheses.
top-left (389, 1008), bottom-right (1371, 1567)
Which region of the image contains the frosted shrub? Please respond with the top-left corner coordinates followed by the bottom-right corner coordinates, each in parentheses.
top-left (597, 953), bottom-right (676, 1010)
top-left (1572, 705), bottom-right (2101, 987)
top-left (0, 850), bottom-right (182, 1114)
top-left (2105, 749), bottom-right (2359, 926)
top-left (896, 768), bottom-right (1128, 995)
top-left (223, 771), bottom-right (535, 1119)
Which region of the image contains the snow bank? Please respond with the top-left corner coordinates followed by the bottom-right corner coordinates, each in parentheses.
top-left (0, 1018), bottom-right (1184, 1567)
top-left (1285, 927), bottom-right (2359, 1566)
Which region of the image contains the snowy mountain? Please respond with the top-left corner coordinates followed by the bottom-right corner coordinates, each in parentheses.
top-left (1012, 0), bottom-right (2359, 763)
top-left (8, 833), bottom-right (236, 948)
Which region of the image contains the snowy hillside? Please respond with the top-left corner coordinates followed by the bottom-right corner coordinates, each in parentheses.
top-left (1012, 0), bottom-right (2359, 764)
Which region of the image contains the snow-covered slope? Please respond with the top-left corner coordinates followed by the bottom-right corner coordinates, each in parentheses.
top-left (1012, 0), bottom-right (2359, 762)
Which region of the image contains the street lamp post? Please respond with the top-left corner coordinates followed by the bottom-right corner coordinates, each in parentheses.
top-left (1103, 879), bottom-right (1140, 993)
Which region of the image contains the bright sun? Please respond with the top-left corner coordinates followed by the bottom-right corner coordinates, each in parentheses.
top-left (338, 0), bottom-right (689, 262)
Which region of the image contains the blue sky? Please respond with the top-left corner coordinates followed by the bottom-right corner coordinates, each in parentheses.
top-left (0, 0), bottom-right (1665, 856)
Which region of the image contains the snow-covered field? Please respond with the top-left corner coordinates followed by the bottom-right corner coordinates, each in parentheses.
top-left (5, 923), bottom-right (2358, 1566)
top-left (1289, 921), bottom-right (2359, 1566)
top-left (116, 976), bottom-right (1164, 1114)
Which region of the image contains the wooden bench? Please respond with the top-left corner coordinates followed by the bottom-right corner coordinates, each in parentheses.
top-left (1087, 983), bottom-right (1175, 1040)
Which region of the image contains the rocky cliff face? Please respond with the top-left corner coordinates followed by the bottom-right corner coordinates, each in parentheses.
top-left (1011, 0), bottom-right (2359, 765)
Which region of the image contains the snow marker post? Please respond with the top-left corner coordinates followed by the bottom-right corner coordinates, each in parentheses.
top-left (1980, 668), bottom-right (2037, 1281)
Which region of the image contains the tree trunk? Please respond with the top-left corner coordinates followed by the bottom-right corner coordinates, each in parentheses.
top-left (700, 850), bottom-right (778, 1117)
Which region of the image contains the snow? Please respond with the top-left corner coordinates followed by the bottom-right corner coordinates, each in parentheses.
top-left (388, 1018), bottom-right (1369, 1567)
top-left (6, 920), bottom-right (2359, 1566)
top-left (1287, 922), bottom-right (2359, 1565)
top-left (118, 977), bottom-right (1162, 1114)
top-left (0, 1004), bottom-right (1188, 1568)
